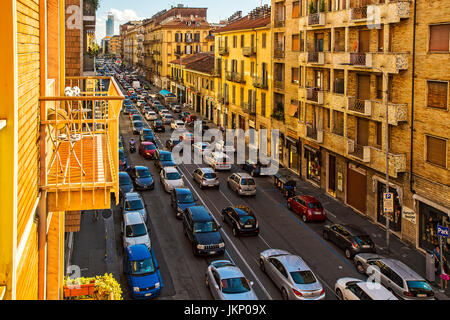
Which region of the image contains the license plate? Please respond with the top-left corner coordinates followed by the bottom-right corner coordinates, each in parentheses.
top-left (210, 251), bottom-right (216, 255)
top-left (362, 245), bottom-right (371, 249)
top-left (245, 225), bottom-right (252, 229)
top-left (417, 294), bottom-right (426, 297)
top-left (314, 211), bottom-right (322, 215)
top-left (145, 293), bottom-right (152, 297)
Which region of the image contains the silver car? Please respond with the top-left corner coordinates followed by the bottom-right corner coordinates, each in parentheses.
top-left (122, 192), bottom-right (147, 223)
top-left (205, 260), bottom-right (258, 300)
top-left (227, 173), bottom-right (256, 196)
top-left (353, 253), bottom-right (435, 300)
top-left (122, 211), bottom-right (151, 250)
top-left (334, 277), bottom-right (398, 300)
top-left (259, 249), bottom-right (325, 300)
top-left (160, 166), bottom-right (185, 193)
top-left (193, 167), bottom-right (220, 189)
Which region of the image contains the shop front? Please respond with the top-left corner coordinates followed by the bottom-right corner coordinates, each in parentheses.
top-left (304, 143), bottom-right (321, 185)
top-left (376, 181), bottom-right (402, 233)
top-left (346, 163), bottom-right (367, 214)
top-left (286, 134), bottom-right (300, 175)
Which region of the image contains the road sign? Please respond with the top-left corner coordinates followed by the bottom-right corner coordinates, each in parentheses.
top-left (383, 192), bottom-right (394, 213)
top-left (437, 225), bottom-right (449, 238)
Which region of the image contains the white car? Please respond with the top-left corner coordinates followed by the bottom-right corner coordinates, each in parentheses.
top-left (334, 277), bottom-right (398, 300)
top-left (122, 211), bottom-right (151, 249)
top-left (171, 120), bottom-right (185, 131)
top-left (205, 152), bottom-right (231, 171)
top-left (192, 142), bottom-right (211, 156)
top-left (159, 109), bottom-right (170, 117)
top-left (160, 166), bottom-right (185, 193)
top-left (162, 114), bottom-right (174, 125)
top-left (145, 111), bottom-right (157, 121)
top-left (216, 140), bottom-right (235, 153)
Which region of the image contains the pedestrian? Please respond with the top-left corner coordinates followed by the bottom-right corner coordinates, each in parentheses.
top-left (434, 245), bottom-right (449, 289)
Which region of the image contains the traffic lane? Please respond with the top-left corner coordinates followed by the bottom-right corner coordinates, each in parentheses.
top-left (120, 114), bottom-right (212, 300)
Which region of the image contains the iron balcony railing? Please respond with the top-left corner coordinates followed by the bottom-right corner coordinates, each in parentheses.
top-left (308, 12), bottom-right (325, 26)
top-left (252, 77), bottom-right (269, 89)
top-left (226, 72), bottom-right (246, 84)
top-left (218, 46), bottom-right (229, 55)
top-left (306, 87), bottom-right (324, 104)
top-left (351, 6), bottom-right (368, 20)
top-left (307, 51), bottom-right (324, 64)
top-left (242, 47), bottom-right (257, 57)
top-left (350, 53), bottom-right (367, 66)
top-left (274, 80), bottom-right (285, 90)
top-left (274, 47), bottom-right (285, 59)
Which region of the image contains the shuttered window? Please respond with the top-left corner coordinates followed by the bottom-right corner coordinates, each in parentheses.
top-left (262, 33), bottom-right (267, 48)
top-left (427, 81), bottom-right (448, 110)
top-left (261, 92), bottom-right (266, 117)
top-left (429, 24), bottom-right (450, 52)
top-left (292, 1), bottom-right (300, 18)
top-left (241, 35), bottom-right (245, 47)
top-left (426, 135), bottom-right (447, 168)
top-left (292, 34), bottom-right (300, 51)
top-left (291, 67), bottom-right (299, 84)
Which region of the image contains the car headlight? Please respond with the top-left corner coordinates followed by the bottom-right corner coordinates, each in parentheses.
top-left (133, 287), bottom-right (140, 292)
top-left (218, 242), bottom-right (225, 248)
top-left (197, 244), bottom-right (205, 250)
top-left (154, 282), bottom-right (160, 289)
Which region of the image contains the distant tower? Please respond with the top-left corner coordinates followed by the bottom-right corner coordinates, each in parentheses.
top-left (106, 12), bottom-right (114, 37)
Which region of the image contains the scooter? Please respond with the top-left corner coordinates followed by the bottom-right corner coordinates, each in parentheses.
top-left (129, 138), bottom-right (136, 153)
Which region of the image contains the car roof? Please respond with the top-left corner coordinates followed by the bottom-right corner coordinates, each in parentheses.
top-left (379, 258), bottom-right (425, 281)
top-left (217, 265), bottom-right (245, 280)
top-left (124, 192), bottom-right (142, 201)
top-left (199, 167), bottom-right (214, 173)
top-left (175, 188), bottom-right (192, 195)
top-left (124, 211), bottom-right (145, 225)
top-left (233, 207), bottom-right (254, 217)
top-left (276, 254), bottom-right (311, 272)
top-left (126, 244), bottom-right (151, 261)
top-left (119, 171), bottom-right (130, 178)
top-left (356, 281), bottom-right (396, 300)
top-left (164, 166), bottom-right (179, 173)
top-left (298, 195), bottom-right (319, 202)
top-left (234, 172), bottom-right (252, 179)
top-left (337, 224), bottom-right (367, 236)
top-left (135, 166), bottom-right (149, 171)
top-left (159, 150), bottom-right (171, 155)
top-left (188, 206), bottom-right (212, 222)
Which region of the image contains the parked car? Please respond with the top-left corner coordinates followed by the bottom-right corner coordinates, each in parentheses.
top-left (166, 138), bottom-right (181, 152)
top-left (122, 192), bottom-right (147, 223)
top-left (160, 166), bottom-right (185, 193)
top-left (323, 224), bottom-right (376, 259)
top-left (119, 149), bottom-right (129, 171)
top-left (205, 152), bottom-right (231, 171)
top-left (171, 120), bottom-right (185, 131)
top-left (353, 254), bottom-right (435, 300)
top-left (287, 195), bottom-right (326, 223)
top-left (154, 150), bottom-right (177, 171)
top-left (139, 142), bottom-right (157, 159)
top-left (123, 244), bottom-right (163, 299)
top-left (119, 171), bottom-right (134, 201)
top-left (183, 206), bottom-right (225, 256)
top-left (334, 277), bottom-right (398, 300)
top-left (127, 166), bottom-right (155, 191)
top-left (145, 111), bottom-right (157, 121)
top-left (193, 167), bottom-right (219, 189)
top-left (205, 260), bottom-right (258, 300)
top-left (259, 249), bottom-right (326, 300)
top-left (140, 128), bottom-right (155, 143)
top-left (221, 206), bottom-right (259, 237)
top-left (241, 160), bottom-right (268, 177)
top-left (131, 114), bottom-right (142, 123)
top-left (170, 188), bottom-right (197, 219)
top-left (132, 120), bottom-right (144, 135)
top-left (122, 211), bottom-right (151, 249)
top-left (152, 120), bottom-right (165, 132)
top-left (227, 173), bottom-right (256, 196)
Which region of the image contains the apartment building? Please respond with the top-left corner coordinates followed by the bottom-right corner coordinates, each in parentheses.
top-left (119, 21), bottom-right (142, 64)
top-left (214, 6), bottom-right (272, 150)
top-left (123, 23), bottom-right (142, 67)
top-left (271, 0), bottom-right (449, 250)
top-left (109, 35), bottom-right (121, 56)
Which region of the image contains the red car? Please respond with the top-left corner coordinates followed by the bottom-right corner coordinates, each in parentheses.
top-left (287, 195), bottom-right (326, 223)
top-left (139, 142), bottom-right (157, 159)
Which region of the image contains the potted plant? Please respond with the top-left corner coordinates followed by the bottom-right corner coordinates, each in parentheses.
top-left (309, 1), bottom-right (317, 14)
top-left (319, 0), bottom-right (325, 12)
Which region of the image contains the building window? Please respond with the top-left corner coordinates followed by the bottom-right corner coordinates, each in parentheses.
top-left (375, 122), bottom-right (382, 147)
top-left (291, 67), bottom-right (299, 84)
top-left (292, 34), bottom-right (300, 51)
top-left (376, 75), bottom-right (383, 99)
top-left (232, 85), bottom-right (236, 105)
top-left (233, 36), bottom-right (237, 48)
top-left (292, 1), bottom-right (300, 18)
top-left (300, 31), bottom-right (304, 51)
top-left (241, 35), bottom-right (245, 47)
top-left (378, 28), bottom-right (384, 52)
top-left (429, 24), bottom-right (450, 52)
top-left (426, 135), bottom-right (447, 168)
top-left (261, 92), bottom-right (266, 117)
top-left (262, 33), bottom-right (267, 48)
top-left (427, 81), bottom-right (448, 110)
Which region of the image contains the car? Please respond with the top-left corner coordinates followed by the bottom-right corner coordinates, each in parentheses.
top-left (140, 128), bottom-right (155, 143)
top-left (259, 249), bottom-right (326, 300)
top-left (334, 277), bottom-right (398, 300)
top-left (353, 254), bottom-right (435, 300)
top-left (179, 131), bottom-right (194, 143)
top-left (166, 138), bottom-right (181, 152)
top-left (192, 167), bottom-right (219, 189)
top-left (136, 100), bottom-right (146, 108)
top-left (119, 171), bottom-right (134, 201)
top-left (323, 224), bottom-right (376, 259)
top-left (122, 192), bottom-right (147, 223)
top-left (216, 140), bottom-right (235, 153)
top-left (159, 108), bottom-right (170, 117)
top-left (172, 104), bottom-right (181, 113)
top-left (170, 188), bottom-right (197, 219)
top-left (205, 152), bottom-right (231, 171)
top-left (287, 195), bottom-right (326, 223)
top-left (127, 166), bottom-right (155, 191)
top-left (145, 111), bottom-right (157, 121)
top-left (241, 160), bottom-right (268, 177)
top-left (171, 120), bottom-right (185, 131)
top-left (139, 141), bottom-right (157, 159)
top-left (160, 166), bottom-right (185, 193)
top-left (152, 101), bottom-right (161, 108)
top-left (182, 206), bottom-right (225, 256)
top-left (122, 211), bottom-right (151, 250)
top-left (152, 120), bottom-right (165, 132)
top-left (227, 173), bottom-right (256, 196)
top-left (132, 120), bottom-right (144, 135)
top-left (142, 106), bottom-right (152, 114)
top-left (123, 244), bottom-right (163, 299)
top-left (205, 260), bottom-right (258, 300)
top-left (221, 206), bottom-right (259, 237)
top-left (128, 108), bottom-right (138, 118)
top-left (192, 142), bottom-right (211, 156)
top-left (154, 150), bottom-right (177, 171)
top-left (161, 114), bottom-right (174, 125)
top-left (131, 114), bottom-right (142, 122)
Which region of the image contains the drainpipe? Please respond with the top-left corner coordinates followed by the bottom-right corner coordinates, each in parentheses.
top-left (410, 0), bottom-right (417, 194)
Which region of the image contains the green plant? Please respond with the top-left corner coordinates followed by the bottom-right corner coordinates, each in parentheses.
top-left (319, 0), bottom-right (325, 12)
top-left (309, 1), bottom-right (317, 14)
top-left (92, 0), bottom-right (100, 11)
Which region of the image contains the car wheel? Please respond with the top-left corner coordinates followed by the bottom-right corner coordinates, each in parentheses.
top-left (281, 288), bottom-right (289, 300)
top-left (259, 258), bottom-right (265, 273)
top-left (302, 214), bottom-right (308, 223)
top-left (323, 230), bottom-right (329, 241)
top-left (345, 248), bottom-right (353, 259)
top-left (356, 261), bottom-right (365, 274)
top-left (336, 288), bottom-right (343, 300)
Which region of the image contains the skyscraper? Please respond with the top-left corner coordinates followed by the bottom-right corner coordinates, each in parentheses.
top-left (106, 12), bottom-right (114, 37)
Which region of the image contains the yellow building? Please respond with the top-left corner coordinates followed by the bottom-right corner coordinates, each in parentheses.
top-left (109, 35), bottom-right (121, 56)
top-left (123, 23), bottom-right (141, 67)
top-left (0, 0), bottom-right (123, 300)
top-left (214, 6), bottom-right (272, 151)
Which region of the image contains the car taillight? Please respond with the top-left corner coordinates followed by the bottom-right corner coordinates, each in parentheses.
top-left (292, 288), bottom-right (303, 297)
top-left (320, 289), bottom-right (325, 295)
top-left (403, 291), bottom-right (415, 297)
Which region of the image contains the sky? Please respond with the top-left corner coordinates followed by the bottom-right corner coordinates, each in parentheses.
top-left (95, 0), bottom-right (271, 42)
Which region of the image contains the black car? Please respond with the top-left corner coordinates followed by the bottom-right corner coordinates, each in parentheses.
top-left (182, 206), bottom-right (225, 256)
top-left (221, 206), bottom-right (259, 237)
top-left (152, 120), bottom-right (165, 132)
top-left (323, 224), bottom-right (376, 259)
top-left (126, 166), bottom-right (155, 191)
top-left (166, 138), bottom-right (181, 151)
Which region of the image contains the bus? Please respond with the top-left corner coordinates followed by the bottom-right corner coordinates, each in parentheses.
top-left (158, 89), bottom-right (178, 106)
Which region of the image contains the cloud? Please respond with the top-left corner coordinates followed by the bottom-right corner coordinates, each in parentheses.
top-left (95, 8), bottom-right (142, 43)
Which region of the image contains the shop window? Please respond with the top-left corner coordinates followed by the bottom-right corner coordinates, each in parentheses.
top-left (420, 202), bottom-right (450, 255)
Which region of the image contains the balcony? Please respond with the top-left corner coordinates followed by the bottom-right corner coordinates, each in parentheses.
top-left (242, 47), bottom-right (257, 57)
top-left (307, 52), bottom-right (324, 65)
top-left (347, 97), bottom-right (372, 116)
top-left (370, 148), bottom-right (407, 178)
top-left (212, 68), bottom-right (222, 77)
top-left (306, 87), bottom-right (324, 104)
top-left (347, 139), bottom-right (371, 163)
top-left (242, 102), bottom-right (256, 115)
top-left (273, 80), bottom-right (285, 91)
top-left (305, 125), bottom-right (324, 143)
top-left (218, 46), bottom-right (229, 56)
top-left (252, 77), bottom-right (269, 90)
top-left (40, 77), bottom-right (124, 212)
top-left (349, 53), bottom-right (372, 68)
top-left (372, 101), bottom-right (408, 125)
top-left (350, 6), bottom-right (368, 20)
top-left (274, 19), bottom-right (285, 28)
top-left (226, 72), bottom-right (246, 84)
top-left (274, 47), bottom-right (285, 59)
top-left (308, 12), bottom-right (326, 26)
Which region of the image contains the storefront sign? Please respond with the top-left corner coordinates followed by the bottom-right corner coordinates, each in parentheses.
top-left (402, 207), bottom-right (416, 224)
top-left (438, 225), bottom-right (449, 238)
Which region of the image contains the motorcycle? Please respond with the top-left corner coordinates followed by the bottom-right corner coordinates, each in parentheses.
top-left (129, 138), bottom-right (136, 153)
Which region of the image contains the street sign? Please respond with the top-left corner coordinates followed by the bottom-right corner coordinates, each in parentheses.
top-left (383, 192), bottom-right (394, 213)
top-left (437, 225), bottom-right (449, 238)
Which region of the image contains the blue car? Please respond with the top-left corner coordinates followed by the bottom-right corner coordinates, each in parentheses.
top-left (128, 166), bottom-right (154, 191)
top-left (170, 188), bottom-right (197, 219)
top-left (119, 149), bottom-right (129, 171)
top-left (155, 150), bottom-right (176, 171)
top-left (140, 128), bottom-right (155, 143)
top-left (119, 171), bottom-right (134, 201)
top-left (124, 244), bottom-right (163, 299)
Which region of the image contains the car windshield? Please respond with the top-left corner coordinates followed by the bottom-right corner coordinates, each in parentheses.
top-left (126, 223), bottom-right (147, 237)
top-left (308, 202), bottom-right (323, 209)
top-left (221, 277), bottom-right (251, 294)
top-left (119, 175), bottom-right (131, 185)
top-left (193, 221), bottom-right (218, 233)
top-left (160, 154), bottom-right (173, 161)
top-left (241, 178), bottom-right (255, 186)
top-left (144, 144), bottom-right (156, 150)
top-left (155, 121), bottom-right (162, 126)
top-left (132, 116), bottom-right (141, 120)
top-left (290, 271), bottom-right (317, 285)
top-left (239, 216), bottom-right (255, 225)
top-left (166, 172), bottom-right (181, 180)
top-left (203, 172), bottom-right (217, 179)
top-left (125, 200), bottom-right (144, 211)
top-left (407, 281), bottom-right (432, 293)
top-left (130, 258), bottom-right (155, 276)
top-left (353, 235), bottom-right (373, 246)
top-left (137, 169), bottom-right (151, 178)
top-left (134, 122), bottom-right (143, 128)
top-left (178, 193), bottom-right (194, 204)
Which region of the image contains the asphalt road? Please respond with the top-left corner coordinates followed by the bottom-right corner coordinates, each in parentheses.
top-left (114, 74), bottom-right (367, 300)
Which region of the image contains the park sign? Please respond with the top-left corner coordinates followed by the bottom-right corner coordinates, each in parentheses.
top-left (437, 225), bottom-right (449, 238)
top-left (383, 193), bottom-right (394, 214)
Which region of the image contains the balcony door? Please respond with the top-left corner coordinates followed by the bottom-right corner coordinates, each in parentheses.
top-left (358, 30), bottom-right (370, 53)
top-left (357, 118), bottom-right (369, 146)
top-left (314, 70), bottom-right (323, 89)
top-left (357, 74), bottom-right (370, 100)
top-left (314, 33), bottom-right (324, 52)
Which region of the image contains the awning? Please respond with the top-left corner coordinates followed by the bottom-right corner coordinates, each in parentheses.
top-left (304, 144), bottom-right (320, 153)
top-left (286, 136), bottom-right (297, 144)
top-left (288, 104), bottom-right (298, 117)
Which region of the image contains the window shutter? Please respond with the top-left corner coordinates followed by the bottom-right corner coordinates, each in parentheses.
top-left (292, 68), bottom-right (299, 83)
top-left (429, 24), bottom-right (450, 52)
top-left (427, 136), bottom-right (447, 167)
top-left (427, 81), bottom-right (448, 109)
top-left (292, 35), bottom-right (300, 51)
top-left (292, 1), bottom-right (300, 18)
